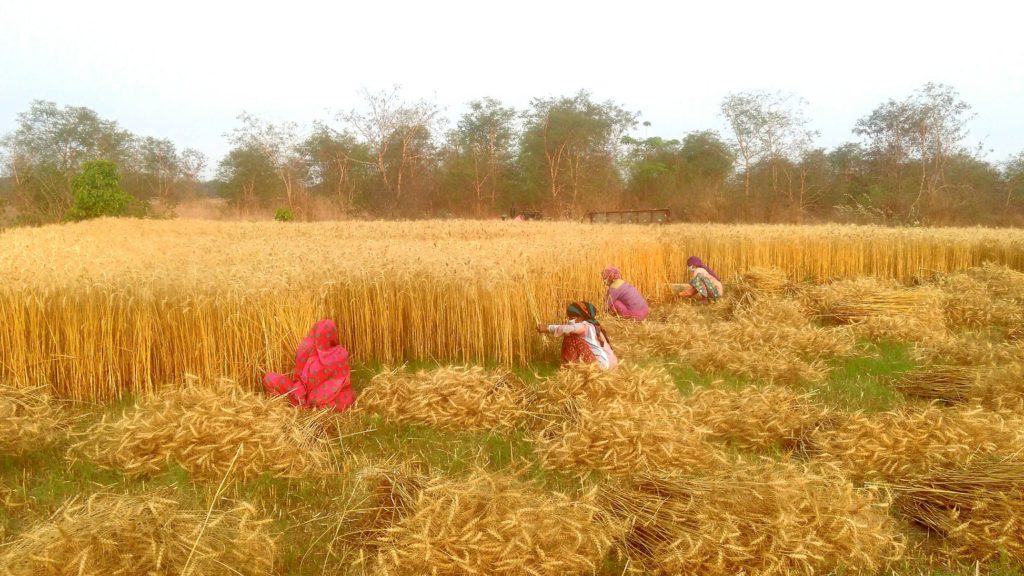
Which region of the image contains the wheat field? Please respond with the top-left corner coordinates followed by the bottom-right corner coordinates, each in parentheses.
top-left (3, 218), bottom-right (1024, 575)
top-left (2, 219), bottom-right (1023, 399)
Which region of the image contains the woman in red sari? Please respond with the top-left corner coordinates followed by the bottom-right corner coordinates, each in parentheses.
top-left (263, 319), bottom-right (355, 411)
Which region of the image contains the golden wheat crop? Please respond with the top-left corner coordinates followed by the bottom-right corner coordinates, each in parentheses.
top-left (3, 219), bottom-right (1024, 398)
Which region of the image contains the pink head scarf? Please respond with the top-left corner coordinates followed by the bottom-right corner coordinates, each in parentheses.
top-left (601, 266), bottom-right (622, 282)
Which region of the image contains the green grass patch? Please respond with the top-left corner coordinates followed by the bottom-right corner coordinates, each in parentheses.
top-left (816, 341), bottom-right (915, 412)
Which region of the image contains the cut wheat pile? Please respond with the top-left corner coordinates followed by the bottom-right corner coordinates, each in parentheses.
top-left (895, 363), bottom-right (1024, 413)
top-left (368, 471), bottom-right (614, 576)
top-left (686, 385), bottom-right (830, 450)
top-left (938, 263), bottom-right (1024, 330)
top-left (913, 336), bottom-right (1024, 367)
top-left (805, 405), bottom-right (1023, 481)
top-left (801, 278), bottom-right (947, 343)
top-left (71, 384), bottom-right (330, 480)
top-left (599, 462), bottom-right (904, 576)
top-left (347, 460), bottom-right (429, 546)
top-left (357, 366), bottom-right (533, 431)
top-left (0, 385), bottom-right (66, 455)
top-left (0, 492), bottom-right (275, 576)
top-left (891, 461), bottom-right (1024, 563)
top-left (609, 298), bottom-right (855, 384)
top-left (535, 362), bottom-right (683, 413)
top-left (734, 265), bottom-right (790, 294)
top-left (530, 363), bottom-right (720, 476)
top-left (532, 397), bottom-right (722, 477)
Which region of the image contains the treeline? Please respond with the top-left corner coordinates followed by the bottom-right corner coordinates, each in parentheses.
top-left (2, 84), bottom-right (1024, 226)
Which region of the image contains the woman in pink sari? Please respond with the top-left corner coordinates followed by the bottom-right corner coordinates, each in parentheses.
top-left (263, 319), bottom-right (355, 411)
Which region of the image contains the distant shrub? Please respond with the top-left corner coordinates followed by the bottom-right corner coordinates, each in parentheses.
top-left (66, 160), bottom-right (135, 221)
top-left (274, 208), bottom-right (294, 222)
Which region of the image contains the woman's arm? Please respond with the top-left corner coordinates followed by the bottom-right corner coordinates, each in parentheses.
top-left (543, 323), bottom-right (587, 336)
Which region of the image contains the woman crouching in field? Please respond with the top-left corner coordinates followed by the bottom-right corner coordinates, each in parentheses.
top-left (536, 301), bottom-right (618, 369)
top-left (602, 266), bottom-right (650, 320)
top-left (674, 256), bottom-right (724, 302)
top-left (264, 319), bottom-right (356, 411)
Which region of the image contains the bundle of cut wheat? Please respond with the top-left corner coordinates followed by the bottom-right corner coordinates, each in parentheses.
top-left (598, 462), bottom-right (904, 576)
top-left (370, 472), bottom-right (614, 576)
top-left (894, 365), bottom-right (981, 402)
top-left (686, 385), bottom-right (830, 449)
top-left (805, 405), bottom-right (1023, 481)
top-left (71, 384), bottom-right (330, 480)
top-left (735, 266), bottom-right (790, 294)
top-left (891, 461), bottom-right (1024, 563)
top-left (357, 366), bottom-right (533, 431)
top-left (802, 278), bottom-right (941, 321)
top-left (0, 385), bottom-right (67, 455)
top-left (969, 262), bottom-right (1024, 300)
top-left (0, 492), bottom-right (275, 576)
top-left (851, 314), bottom-right (950, 344)
top-left (801, 279), bottom-right (947, 343)
top-left (532, 398), bottom-right (722, 477)
top-left (937, 270), bottom-right (1007, 327)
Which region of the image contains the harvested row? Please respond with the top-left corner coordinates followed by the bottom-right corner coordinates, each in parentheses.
top-left (0, 385), bottom-right (67, 456)
top-left (71, 384), bottom-right (331, 481)
top-left (686, 385), bottom-right (831, 450)
top-left (357, 366), bottom-right (534, 431)
top-left (530, 363), bottom-right (722, 477)
top-left (912, 336), bottom-right (1024, 367)
top-left (0, 492), bottom-right (275, 576)
top-left (804, 405), bottom-right (1023, 481)
top-left (369, 472), bottom-right (614, 576)
top-left (532, 398), bottom-right (722, 477)
top-left (799, 278), bottom-right (948, 344)
top-left (534, 362), bottom-right (683, 412)
top-left (599, 462), bottom-right (904, 576)
top-left (611, 297), bottom-right (857, 383)
top-left (937, 263), bottom-right (1024, 331)
top-left (892, 461), bottom-right (1024, 564)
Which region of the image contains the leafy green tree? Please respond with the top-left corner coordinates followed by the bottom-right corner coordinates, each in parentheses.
top-left (721, 91), bottom-right (817, 208)
top-left (1005, 152), bottom-right (1024, 212)
top-left (216, 145), bottom-right (281, 210)
top-left (1, 100), bottom-right (131, 222)
top-left (623, 131), bottom-right (733, 219)
top-left (854, 83), bottom-right (976, 220)
top-left (66, 160), bottom-right (133, 221)
top-left (339, 87), bottom-right (442, 212)
top-left (442, 98), bottom-right (518, 215)
top-left (519, 91), bottom-right (637, 214)
top-left (299, 123), bottom-right (375, 213)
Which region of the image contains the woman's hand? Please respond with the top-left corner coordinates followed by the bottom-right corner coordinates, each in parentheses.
top-left (535, 323), bottom-right (548, 334)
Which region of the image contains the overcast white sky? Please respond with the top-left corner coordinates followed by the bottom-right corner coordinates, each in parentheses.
top-left (2, 0), bottom-right (1022, 172)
